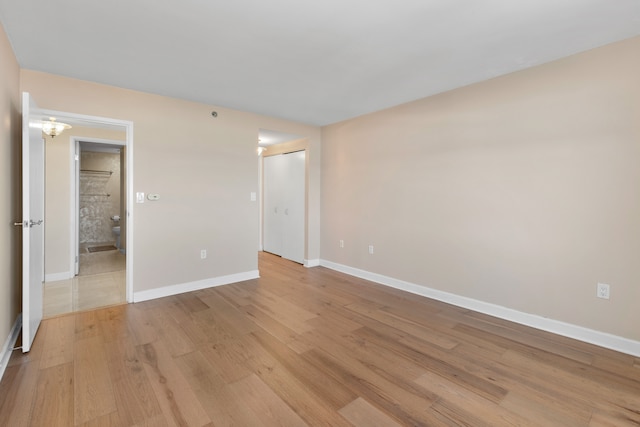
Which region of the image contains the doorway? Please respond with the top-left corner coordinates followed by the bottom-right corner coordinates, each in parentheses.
top-left (76, 139), bottom-right (126, 273)
top-left (42, 140), bottom-right (128, 316)
top-left (37, 108), bottom-right (133, 317)
top-left (258, 129), bottom-right (308, 265)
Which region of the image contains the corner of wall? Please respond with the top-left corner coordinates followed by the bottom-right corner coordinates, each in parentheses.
top-left (1, 20), bottom-right (23, 370)
top-left (0, 314), bottom-right (22, 383)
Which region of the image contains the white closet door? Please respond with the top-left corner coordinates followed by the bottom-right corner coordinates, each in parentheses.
top-left (263, 154), bottom-right (284, 255)
top-left (262, 151), bottom-right (305, 263)
top-left (281, 151), bottom-right (305, 264)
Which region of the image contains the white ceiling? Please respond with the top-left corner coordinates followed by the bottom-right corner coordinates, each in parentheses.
top-left (1, 1), bottom-right (639, 126)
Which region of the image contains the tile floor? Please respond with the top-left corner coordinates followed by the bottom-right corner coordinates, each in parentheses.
top-left (43, 242), bottom-right (126, 318)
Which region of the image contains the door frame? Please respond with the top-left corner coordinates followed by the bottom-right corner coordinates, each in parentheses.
top-left (71, 137), bottom-right (126, 276)
top-left (38, 107), bottom-right (135, 303)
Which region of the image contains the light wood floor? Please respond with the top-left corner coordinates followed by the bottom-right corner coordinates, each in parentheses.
top-left (2, 253), bottom-right (639, 426)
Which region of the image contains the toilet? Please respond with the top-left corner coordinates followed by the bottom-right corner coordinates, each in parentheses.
top-left (112, 225), bottom-right (121, 249)
top-left (111, 215), bottom-right (121, 249)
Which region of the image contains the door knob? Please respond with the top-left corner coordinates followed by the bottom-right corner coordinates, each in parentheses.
top-left (14, 221), bottom-right (25, 227)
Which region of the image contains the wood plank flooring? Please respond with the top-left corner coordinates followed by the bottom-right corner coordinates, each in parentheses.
top-left (1, 252), bottom-right (639, 426)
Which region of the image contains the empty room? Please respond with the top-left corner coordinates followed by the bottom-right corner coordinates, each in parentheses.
top-left (1, 1), bottom-right (639, 426)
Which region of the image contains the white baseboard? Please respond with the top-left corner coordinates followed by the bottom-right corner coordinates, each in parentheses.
top-left (304, 259), bottom-right (320, 268)
top-left (45, 271), bottom-right (74, 282)
top-left (133, 270), bottom-right (260, 303)
top-left (319, 259), bottom-right (640, 357)
top-left (0, 314), bottom-right (22, 383)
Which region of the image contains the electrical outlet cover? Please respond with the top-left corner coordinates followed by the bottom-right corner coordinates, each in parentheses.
top-left (597, 283), bottom-right (610, 299)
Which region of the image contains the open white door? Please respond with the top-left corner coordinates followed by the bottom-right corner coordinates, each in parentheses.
top-left (21, 92), bottom-right (45, 353)
top-left (74, 140), bottom-right (80, 276)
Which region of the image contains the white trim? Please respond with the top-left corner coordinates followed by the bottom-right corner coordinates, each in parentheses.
top-left (45, 271), bottom-right (74, 282)
top-left (133, 270), bottom-right (260, 303)
top-left (126, 123), bottom-right (134, 303)
top-left (0, 315), bottom-right (22, 383)
top-left (319, 259), bottom-right (640, 357)
top-left (71, 139), bottom-right (78, 276)
top-left (304, 259), bottom-right (320, 268)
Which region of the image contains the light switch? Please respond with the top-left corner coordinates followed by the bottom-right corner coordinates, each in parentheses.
top-left (136, 192), bottom-right (145, 203)
top-left (250, 192), bottom-right (257, 201)
top-left (147, 193), bottom-right (160, 201)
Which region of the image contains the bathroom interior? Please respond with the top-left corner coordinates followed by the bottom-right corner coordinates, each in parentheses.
top-left (43, 141), bottom-right (127, 317)
top-left (78, 144), bottom-right (125, 260)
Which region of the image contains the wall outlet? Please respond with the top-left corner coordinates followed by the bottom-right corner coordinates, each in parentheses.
top-left (200, 249), bottom-right (207, 259)
top-left (339, 240), bottom-right (344, 248)
top-left (597, 282), bottom-right (610, 300)
top-left (368, 245), bottom-right (374, 254)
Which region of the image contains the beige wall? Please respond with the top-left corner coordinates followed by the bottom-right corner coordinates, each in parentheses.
top-left (22, 70), bottom-right (321, 293)
top-left (44, 126), bottom-right (125, 277)
top-left (321, 36), bottom-right (640, 341)
top-left (0, 24), bottom-right (21, 344)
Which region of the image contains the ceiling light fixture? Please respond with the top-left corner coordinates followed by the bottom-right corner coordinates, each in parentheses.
top-left (41, 117), bottom-right (72, 138)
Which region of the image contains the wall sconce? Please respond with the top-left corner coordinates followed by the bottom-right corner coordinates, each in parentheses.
top-left (41, 117), bottom-right (72, 138)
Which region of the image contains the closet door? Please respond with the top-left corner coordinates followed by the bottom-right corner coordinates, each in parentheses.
top-left (281, 151), bottom-right (305, 263)
top-left (262, 151), bottom-right (305, 263)
top-left (263, 154), bottom-right (285, 255)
